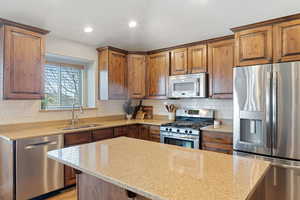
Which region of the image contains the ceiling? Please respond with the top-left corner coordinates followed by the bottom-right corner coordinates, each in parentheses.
top-left (1, 0), bottom-right (300, 51)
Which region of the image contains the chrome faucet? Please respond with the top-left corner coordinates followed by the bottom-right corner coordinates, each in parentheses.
top-left (71, 103), bottom-right (84, 127)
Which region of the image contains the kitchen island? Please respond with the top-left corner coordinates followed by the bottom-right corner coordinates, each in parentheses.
top-left (48, 137), bottom-right (270, 200)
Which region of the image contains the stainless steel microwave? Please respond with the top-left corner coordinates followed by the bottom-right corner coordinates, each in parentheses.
top-left (168, 73), bottom-right (207, 98)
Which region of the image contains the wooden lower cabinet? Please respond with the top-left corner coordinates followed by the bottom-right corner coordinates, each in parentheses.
top-left (92, 128), bottom-right (114, 141)
top-left (77, 173), bottom-right (150, 200)
top-left (114, 126), bottom-right (128, 137)
top-left (127, 125), bottom-right (140, 138)
top-left (148, 126), bottom-right (160, 143)
top-left (63, 125), bottom-right (160, 187)
top-left (139, 125), bottom-right (150, 140)
top-left (64, 131), bottom-right (92, 186)
top-left (201, 131), bottom-right (233, 154)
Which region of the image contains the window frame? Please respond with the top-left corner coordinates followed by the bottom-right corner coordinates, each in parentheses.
top-left (42, 61), bottom-right (86, 110)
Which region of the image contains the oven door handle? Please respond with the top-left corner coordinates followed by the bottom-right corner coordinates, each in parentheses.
top-left (161, 134), bottom-right (198, 141)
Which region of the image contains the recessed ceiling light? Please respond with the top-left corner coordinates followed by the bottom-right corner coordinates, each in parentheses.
top-left (128, 21), bottom-right (137, 28)
top-left (84, 26), bottom-right (93, 33)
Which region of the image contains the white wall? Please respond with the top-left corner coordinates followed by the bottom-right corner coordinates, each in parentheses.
top-left (0, 35), bottom-right (125, 125)
top-left (143, 99), bottom-right (233, 120)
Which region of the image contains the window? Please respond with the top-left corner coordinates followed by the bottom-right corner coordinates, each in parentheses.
top-left (42, 62), bottom-right (85, 110)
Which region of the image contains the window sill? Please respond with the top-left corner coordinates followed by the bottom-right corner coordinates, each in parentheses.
top-left (39, 107), bottom-right (98, 112)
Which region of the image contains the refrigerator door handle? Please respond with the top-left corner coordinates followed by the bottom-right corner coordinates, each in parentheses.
top-left (272, 72), bottom-right (278, 151)
top-left (266, 71), bottom-right (272, 148)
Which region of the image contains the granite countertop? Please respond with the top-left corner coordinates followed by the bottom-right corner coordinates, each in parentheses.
top-left (200, 125), bottom-right (233, 133)
top-left (48, 137), bottom-right (270, 200)
top-left (0, 118), bottom-right (170, 141)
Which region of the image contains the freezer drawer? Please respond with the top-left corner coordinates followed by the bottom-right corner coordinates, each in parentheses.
top-left (16, 135), bottom-right (64, 200)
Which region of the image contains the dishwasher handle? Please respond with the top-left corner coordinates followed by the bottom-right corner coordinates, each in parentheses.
top-left (25, 141), bottom-right (58, 150)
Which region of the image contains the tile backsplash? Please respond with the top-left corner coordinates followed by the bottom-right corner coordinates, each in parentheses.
top-left (142, 99), bottom-right (233, 120)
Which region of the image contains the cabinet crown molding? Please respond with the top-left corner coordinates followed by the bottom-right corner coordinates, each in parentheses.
top-left (231, 13), bottom-right (300, 32)
top-left (0, 17), bottom-right (49, 34)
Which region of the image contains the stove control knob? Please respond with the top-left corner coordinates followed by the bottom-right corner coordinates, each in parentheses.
top-left (166, 128), bottom-right (169, 131)
top-left (189, 130), bottom-right (193, 134)
top-left (177, 129), bottom-right (180, 133)
top-left (185, 130), bottom-right (188, 134)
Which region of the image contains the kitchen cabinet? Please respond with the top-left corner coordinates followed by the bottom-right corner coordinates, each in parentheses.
top-left (188, 44), bottom-right (207, 73)
top-left (170, 48), bottom-right (188, 75)
top-left (98, 48), bottom-right (127, 100)
top-left (274, 18), bottom-right (300, 62)
top-left (139, 125), bottom-right (150, 140)
top-left (64, 131), bottom-right (92, 186)
top-left (127, 125), bottom-right (140, 139)
top-left (114, 126), bottom-right (128, 137)
top-left (208, 38), bottom-right (234, 99)
top-left (92, 128), bottom-right (114, 141)
top-left (146, 51), bottom-right (170, 99)
top-left (148, 125), bottom-right (160, 143)
top-left (127, 54), bottom-right (146, 99)
top-left (234, 25), bottom-right (273, 66)
top-left (202, 131), bottom-right (233, 154)
top-left (1, 25), bottom-right (46, 99)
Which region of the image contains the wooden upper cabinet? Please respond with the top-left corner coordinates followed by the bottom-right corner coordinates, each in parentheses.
top-left (170, 48), bottom-right (187, 75)
top-left (108, 51), bottom-right (127, 99)
top-left (98, 48), bottom-right (127, 100)
top-left (274, 19), bottom-right (300, 62)
top-left (127, 54), bottom-right (146, 99)
top-left (188, 44), bottom-right (207, 73)
top-left (146, 51), bottom-right (170, 99)
top-left (208, 38), bottom-right (234, 99)
top-left (2, 25), bottom-right (45, 99)
top-left (234, 26), bottom-right (273, 66)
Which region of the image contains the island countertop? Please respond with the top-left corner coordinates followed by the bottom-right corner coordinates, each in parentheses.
top-left (48, 137), bottom-right (270, 200)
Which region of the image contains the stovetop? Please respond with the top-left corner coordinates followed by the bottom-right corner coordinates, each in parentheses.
top-left (161, 121), bottom-right (213, 130)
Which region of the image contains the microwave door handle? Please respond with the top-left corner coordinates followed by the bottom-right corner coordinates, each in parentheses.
top-left (195, 79), bottom-right (200, 96)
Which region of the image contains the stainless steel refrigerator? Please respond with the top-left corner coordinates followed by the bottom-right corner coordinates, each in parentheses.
top-left (233, 61), bottom-right (300, 200)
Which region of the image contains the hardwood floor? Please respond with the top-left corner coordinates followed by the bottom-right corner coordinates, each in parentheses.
top-left (45, 188), bottom-right (76, 200)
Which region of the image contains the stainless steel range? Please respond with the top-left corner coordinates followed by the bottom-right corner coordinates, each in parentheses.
top-left (160, 109), bottom-right (214, 149)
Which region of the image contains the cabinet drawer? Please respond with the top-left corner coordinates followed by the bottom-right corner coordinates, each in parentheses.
top-left (92, 128), bottom-right (113, 141)
top-left (202, 142), bottom-right (233, 154)
top-left (202, 131), bottom-right (232, 145)
top-left (64, 131), bottom-right (92, 147)
top-left (149, 133), bottom-right (160, 143)
top-left (114, 126), bottom-right (128, 137)
top-left (149, 126), bottom-right (160, 134)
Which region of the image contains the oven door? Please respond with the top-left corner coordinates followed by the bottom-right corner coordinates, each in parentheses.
top-left (160, 133), bottom-right (199, 149)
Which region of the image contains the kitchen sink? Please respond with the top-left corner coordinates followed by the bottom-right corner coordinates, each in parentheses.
top-left (61, 123), bottom-right (103, 130)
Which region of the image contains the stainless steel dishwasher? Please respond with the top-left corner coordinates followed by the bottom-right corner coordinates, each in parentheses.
top-left (16, 135), bottom-right (64, 200)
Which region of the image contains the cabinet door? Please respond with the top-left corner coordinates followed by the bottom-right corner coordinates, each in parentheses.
top-left (188, 44), bottom-right (207, 73)
top-left (274, 19), bottom-right (300, 62)
top-left (113, 126), bottom-right (128, 137)
top-left (171, 48), bottom-right (188, 75)
top-left (92, 128), bottom-right (114, 142)
top-left (208, 39), bottom-right (234, 99)
top-left (108, 50), bottom-right (127, 99)
top-left (3, 25), bottom-right (45, 99)
top-left (127, 125), bottom-right (140, 139)
top-left (139, 125), bottom-right (149, 140)
top-left (64, 131), bottom-right (92, 186)
top-left (146, 52), bottom-right (170, 99)
top-left (235, 26), bottom-right (273, 66)
top-left (127, 54), bottom-right (146, 99)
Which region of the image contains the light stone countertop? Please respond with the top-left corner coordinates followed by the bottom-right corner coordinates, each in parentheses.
top-left (0, 118), bottom-right (170, 141)
top-left (200, 124), bottom-right (233, 133)
top-left (48, 137), bottom-right (270, 200)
